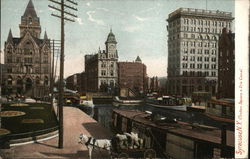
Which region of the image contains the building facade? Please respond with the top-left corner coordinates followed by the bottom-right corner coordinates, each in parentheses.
top-left (3, 0), bottom-right (51, 97)
top-left (85, 30), bottom-right (118, 92)
top-left (166, 8), bottom-right (234, 97)
top-left (65, 72), bottom-right (86, 93)
top-left (217, 28), bottom-right (235, 99)
top-left (117, 56), bottom-right (147, 95)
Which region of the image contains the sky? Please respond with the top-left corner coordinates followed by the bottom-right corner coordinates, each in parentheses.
top-left (1, 0), bottom-right (235, 78)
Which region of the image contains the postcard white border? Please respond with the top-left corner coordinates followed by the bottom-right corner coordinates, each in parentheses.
top-left (235, 0), bottom-right (249, 158)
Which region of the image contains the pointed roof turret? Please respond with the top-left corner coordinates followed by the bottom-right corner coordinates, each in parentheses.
top-left (135, 56), bottom-right (142, 63)
top-left (105, 29), bottom-right (117, 44)
top-left (44, 31), bottom-right (48, 40)
top-left (23, 0), bottom-right (37, 17)
top-left (7, 29), bottom-right (13, 43)
top-left (98, 46), bottom-right (101, 53)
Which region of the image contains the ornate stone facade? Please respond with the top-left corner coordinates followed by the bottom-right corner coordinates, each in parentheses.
top-left (85, 30), bottom-right (118, 92)
top-left (3, 0), bottom-right (51, 97)
top-left (166, 8), bottom-right (234, 96)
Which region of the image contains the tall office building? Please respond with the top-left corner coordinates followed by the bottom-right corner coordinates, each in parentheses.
top-left (166, 8), bottom-right (234, 96)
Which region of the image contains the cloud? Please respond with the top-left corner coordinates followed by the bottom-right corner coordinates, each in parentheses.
top-left (86, 11), bottom-right (105, 26)
top-left (75, 17), bottom-right (83, 25)
top-left (97, 8), bottom-right (109, 12)
top-left (86, 2), bottom-right (91, 7)
top-left (133, 15), bottom-right (148, 22)
top-left (38, 9), bottom-right (44, 13)
top-left (123, 25), bottom-right (141, 33)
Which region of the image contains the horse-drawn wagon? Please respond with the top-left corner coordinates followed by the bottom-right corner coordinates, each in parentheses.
top-left (79, 132), bottom-right (156, 159)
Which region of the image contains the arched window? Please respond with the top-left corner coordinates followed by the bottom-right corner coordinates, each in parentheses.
top-left (24, 41), bottom-right (34, 55)
top-left (36, 76), bottom-right (40, 85)
top-left (44, 76), bottom-right (49, 85)
top-left (28, 17), bottom-right (32, 24)
top-left (7, 76), bottom-right (13, 85)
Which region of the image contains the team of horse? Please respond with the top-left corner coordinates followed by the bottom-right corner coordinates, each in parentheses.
top-left (78, 132), bottom-right (142, 159)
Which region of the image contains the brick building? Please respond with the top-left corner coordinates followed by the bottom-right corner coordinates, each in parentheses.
top-left (65, 72), bottom-right (86, 93)
top-left (217, 28), bottom-right (235, 99)
top-left (3, 0), bottom-right (51, 97)
top-left (117, 56), bottom-right (147, 95)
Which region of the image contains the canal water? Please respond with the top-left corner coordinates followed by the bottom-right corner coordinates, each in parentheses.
top-left (79, 103), bottom-right (234, 132)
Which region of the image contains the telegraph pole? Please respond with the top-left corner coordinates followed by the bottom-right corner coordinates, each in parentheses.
top-left (49, 0), bottom-right (77, 148)
top-left (50, 39), bottom-right (61, 113)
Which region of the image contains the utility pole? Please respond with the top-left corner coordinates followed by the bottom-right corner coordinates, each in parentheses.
top-left (49, 0), bottom-right (77, 148)
top-left (50, 39), bottom-right (61, 113)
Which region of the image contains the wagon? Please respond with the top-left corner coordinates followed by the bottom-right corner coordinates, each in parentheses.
top-left (111, 148), bottom-right (156, 159)
top-left (110, 137), bottom-right (156, 159)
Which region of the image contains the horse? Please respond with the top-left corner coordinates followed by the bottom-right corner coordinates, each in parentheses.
top-left (79, 133), bottom-right (112, 159)
top-left (124, 132), bottom-right (141, 149)
top-left (115, 132), bottom-right (141, 150)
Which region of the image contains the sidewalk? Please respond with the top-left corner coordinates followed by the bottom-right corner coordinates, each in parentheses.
top-left (0, 106), bottom-right (112, 159)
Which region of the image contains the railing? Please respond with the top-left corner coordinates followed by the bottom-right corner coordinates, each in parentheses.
top-left (0, 126), bottom-right (59, 148)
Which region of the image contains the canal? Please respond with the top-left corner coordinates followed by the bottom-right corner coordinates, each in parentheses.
top-left (79, 102), bottom-right (234, 133)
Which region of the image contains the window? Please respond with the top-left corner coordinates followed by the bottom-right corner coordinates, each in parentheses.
top-left (28, 17), bottom-right (32, 24)
top-left (101, 70), bottom-right (106, 76)
top-left (205, 50), bottom-right (209, 54)
top-left (212, 72), bottom-right (216, 76)
top-left (43, 57), bottom-right (48, 63)
top-left (35, 67), bottom-right (40, 73)
top-left (110, 62), bottom-right (114, 68)
top-left (110, 70), bottom-right (114, 76)
top-left (16, 57), bottom-right (21, 63)
top-left (44, 67), bottom-right (48, 74)
top-left (7, 68), bottom-right (12, 73)
top-left (7, 57), bottom-right (12, 63)
top-left (101, 62), bottom-right (106, 68)
top-left (24, 58), bottom-right (32, 63)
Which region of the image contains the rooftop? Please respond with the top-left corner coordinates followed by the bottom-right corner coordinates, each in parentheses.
top-left (168, 8), bottom-right (234, 21)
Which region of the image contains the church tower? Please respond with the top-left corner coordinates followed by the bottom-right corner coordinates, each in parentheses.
top-left (19, 0), bottom-right (41, 38)
top-left (105, 29), bottom-right (118, 59)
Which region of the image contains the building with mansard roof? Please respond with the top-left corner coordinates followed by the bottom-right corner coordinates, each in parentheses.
top-left (85, 29), bottom-right (118, 92)
top-left (3, 0), bottom-right (51, 97)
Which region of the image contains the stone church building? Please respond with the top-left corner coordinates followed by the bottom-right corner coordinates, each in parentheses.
top-left (3, 0), bottom-right (51, 97)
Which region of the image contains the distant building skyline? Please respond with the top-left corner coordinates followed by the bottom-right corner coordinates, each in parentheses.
top-left (1, 0), bottom-right (235, 78)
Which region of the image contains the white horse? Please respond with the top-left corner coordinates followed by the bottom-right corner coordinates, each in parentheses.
top-left (115, 132), bottom-right (141, 149)
top-left (79, 133), bottom-right (112, 159)
top-left (124, 132), bottom-right (141, 149)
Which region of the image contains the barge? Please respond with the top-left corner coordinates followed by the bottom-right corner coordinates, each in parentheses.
top-left (145, 96), bottom-right (188, 110)
top-left (111, 109), bottom-right (234, 159)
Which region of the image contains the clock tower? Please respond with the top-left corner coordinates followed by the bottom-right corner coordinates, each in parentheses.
top-left (105, 29), bottom-right (118, 59)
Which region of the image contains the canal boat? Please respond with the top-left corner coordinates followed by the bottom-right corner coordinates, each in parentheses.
top-left (79, 96), bottom-right (94, 107)
top-left (111, 109), bottom-right (234, 159)
top-left (113, 96), bottom-right (143, 105)
top-left (145, 96), bottom-right (187, 110)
